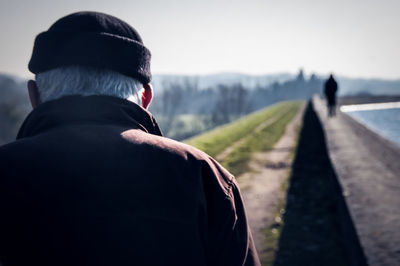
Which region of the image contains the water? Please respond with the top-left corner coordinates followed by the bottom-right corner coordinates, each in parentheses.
top-left (346, 108), bottom-right (400, 147)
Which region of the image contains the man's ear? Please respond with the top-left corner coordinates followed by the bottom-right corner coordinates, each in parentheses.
top-left (142, 83), bottom-right (153, 109)
top-left (27, 80), bottom-right (40, 109)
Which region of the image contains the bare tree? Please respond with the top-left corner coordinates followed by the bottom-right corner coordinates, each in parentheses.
top-left (212, 83), bottom-right (251, 125)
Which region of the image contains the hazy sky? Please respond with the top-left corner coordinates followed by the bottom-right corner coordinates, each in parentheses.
top-left (0, 0), bottom-right (399, 79)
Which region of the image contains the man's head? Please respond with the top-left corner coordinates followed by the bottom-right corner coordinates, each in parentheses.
top-left (27, 11), bottom-right (153, 109)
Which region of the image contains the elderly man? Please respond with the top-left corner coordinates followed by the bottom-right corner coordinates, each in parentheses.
top-left (0, 11), bottom-right (259, 266)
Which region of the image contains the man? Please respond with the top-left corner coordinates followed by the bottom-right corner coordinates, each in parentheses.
top-left (0, 11), bottom-right (260, 266)
top-left (324, 74), bottom-right (338, 117)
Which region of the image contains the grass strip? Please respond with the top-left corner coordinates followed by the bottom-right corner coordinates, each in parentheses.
top-left (185, 101), bottom-right (300, 159)
top-left (221, 102), bottom-right (301, 176)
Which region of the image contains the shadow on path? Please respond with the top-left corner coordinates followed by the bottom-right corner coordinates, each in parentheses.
top-left (273, 102), bottom-right (354, 266)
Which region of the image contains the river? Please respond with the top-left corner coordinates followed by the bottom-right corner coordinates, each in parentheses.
top-left (341, 102), bottom-right (400, 147)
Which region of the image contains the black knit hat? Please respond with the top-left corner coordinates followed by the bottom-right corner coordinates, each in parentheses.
top-left (28, 11), bottom-right (151, 84)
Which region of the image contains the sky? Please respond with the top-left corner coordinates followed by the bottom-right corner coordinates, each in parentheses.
top-left (0, 0), bottom-right (399, 79)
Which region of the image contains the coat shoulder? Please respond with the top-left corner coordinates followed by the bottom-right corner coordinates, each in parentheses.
top-left (121, 129), bottom-right (235, 196)
top-left (121, 129), bottom-right (210, 161)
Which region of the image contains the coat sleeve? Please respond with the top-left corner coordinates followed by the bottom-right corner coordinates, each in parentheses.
top-left (201, 158), bottom-right (261, 266)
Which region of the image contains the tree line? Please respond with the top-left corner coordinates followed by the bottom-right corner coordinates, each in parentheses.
top-left (150, 70), bottom-right (323, 140)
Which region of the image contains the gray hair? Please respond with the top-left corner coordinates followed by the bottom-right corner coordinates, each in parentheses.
top-left (35, 66), bottom-right (143, 104)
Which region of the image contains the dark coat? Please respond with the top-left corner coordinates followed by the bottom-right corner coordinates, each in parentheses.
top-left (0, 96), bottom-right (260, 266)
top-left (324, 76), bottom-right (338, 105)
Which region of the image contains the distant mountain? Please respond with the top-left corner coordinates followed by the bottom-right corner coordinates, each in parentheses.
top-left (152, 73), bottom-right (400, 96)
top-left (336, 76), bottom-right (400, 96)
top-left (151, 72), bottom-right (295, 92)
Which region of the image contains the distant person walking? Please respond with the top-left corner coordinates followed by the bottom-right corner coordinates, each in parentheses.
top-left (324, 74), bottom-right (338, 117)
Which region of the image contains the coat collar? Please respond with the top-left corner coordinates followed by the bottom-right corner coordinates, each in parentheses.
top-left (17, 95), bottom-right (162, 139)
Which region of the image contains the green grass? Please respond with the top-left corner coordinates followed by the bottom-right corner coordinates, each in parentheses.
top-left (185, 101), bottom-right (303, 176)
top-left (222, 103), bottom-right (301, 176)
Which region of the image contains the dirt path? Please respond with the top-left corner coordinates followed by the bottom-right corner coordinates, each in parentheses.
top-left (237, 105), bottom-right (305, 259)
